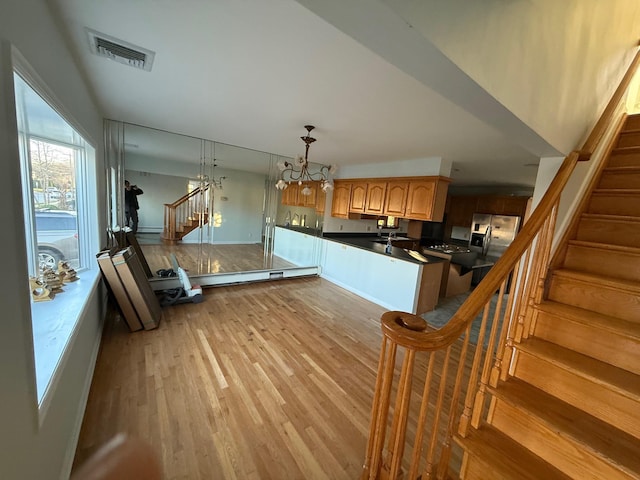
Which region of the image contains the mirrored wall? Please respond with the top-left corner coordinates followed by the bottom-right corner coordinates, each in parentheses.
top-left (118, 122), bottom-right (325, 282)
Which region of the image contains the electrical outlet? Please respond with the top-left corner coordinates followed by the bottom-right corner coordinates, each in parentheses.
top-left (367, 226), bottom-right (371, 231)
top-left (339, 224), bottom-right (343, 231)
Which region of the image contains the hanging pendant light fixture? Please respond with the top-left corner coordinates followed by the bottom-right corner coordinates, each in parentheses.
top-left (275, 125), bottom-right (337, 194)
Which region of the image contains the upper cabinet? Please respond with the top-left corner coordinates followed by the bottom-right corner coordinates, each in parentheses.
top-left (446, 194), bottom-right (531, 228)
top-left (300, 182), bottom-right (318, 208)
top-left (383, 181), bottom-right (409, 216)
top-left (281, 183), bottom-right (298, 206)
top-left (349, 181), bottom-right (368, 213)
top-left (404, 178), bottom-right (449, 222)
top-left (331, 181), bottom-right (352, 218)
top-left (476, 195), bottom-right (529, 217)
top-left (447, 195), bottom-right (478, 228)
top-left (364, 181), bottom-right (387, 214)
top-left (331, 176), bottom-right (450, 222)
top-left (281, 181), bottom-right (323, 211)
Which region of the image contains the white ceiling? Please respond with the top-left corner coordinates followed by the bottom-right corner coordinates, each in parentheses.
top-left (49, 0), bottom-right (557, 188)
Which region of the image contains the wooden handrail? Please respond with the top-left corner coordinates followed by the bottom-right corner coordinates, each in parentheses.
top-left (161, 184), bottom-right (211, 243)
top-left (578, 48), bottom-right (640, 161)
top-left (380, 151), bottom-right (579, 352)
top-left (363, 44), bottom-right (640, 480)
top-left (165, 184), bottom-right (210, 209)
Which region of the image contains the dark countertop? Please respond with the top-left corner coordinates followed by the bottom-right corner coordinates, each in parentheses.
top-left (321, 232), bottom-right (444, 265)
top-left (422, 246), bottom-right (496, 271)
top-left (276, 224), bottom-right (322, 236)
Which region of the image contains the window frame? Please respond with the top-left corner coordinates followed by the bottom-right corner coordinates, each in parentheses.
top-left (12, 49), bottom-right (101, 418)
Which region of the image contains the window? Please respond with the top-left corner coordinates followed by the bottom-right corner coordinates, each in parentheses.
top-left (13, 70), bottom-right (97, 405)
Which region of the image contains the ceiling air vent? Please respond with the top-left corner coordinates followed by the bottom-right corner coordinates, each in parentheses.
top-left (86, 29), bottom-right (155, 72)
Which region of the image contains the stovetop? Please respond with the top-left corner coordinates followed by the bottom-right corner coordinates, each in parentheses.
top-left (428, 243), bottom-right (471, 254)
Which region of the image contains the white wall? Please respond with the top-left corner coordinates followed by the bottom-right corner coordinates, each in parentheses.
top-left (384, 0), bottom-right (640, 155)
top-left (336, 156), bottom-right (450, 179)
top-left (125, 169), bottom-right (188, 231)
top-left (298, 0), bottom-right (639, 160)
top-left (205, 170), bottom-right (265, 244)
top-left (0, 1), bottom-right (105, 479)
top-left (127, 160), bottom-right (267, 243)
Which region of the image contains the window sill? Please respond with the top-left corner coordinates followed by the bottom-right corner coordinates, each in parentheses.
top-left (31, 267), bottom-right (101, 404)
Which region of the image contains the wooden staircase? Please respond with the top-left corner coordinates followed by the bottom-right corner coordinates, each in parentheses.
top-left (360, 53), bottom-right (640, 480)
top-left (454, 115), bottom-right (640, 479)
top-left (161, 184), bottom-right (210, 244)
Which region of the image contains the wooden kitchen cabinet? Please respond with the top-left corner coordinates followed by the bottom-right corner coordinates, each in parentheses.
top-left (281, 183), bottom-right (298, 206)
top-left (281, 181), bottom-right (326, 213)
top-left (331, 181), bottom-right (352, 218)
top-left (299, 182), bottom-right (317, 208)
top-left (383, 181), bottom-right (409, 216)
top-left (405, 178), bottom-right (449, 222)
top-left (332, 176), bottom-right (450, 221)
top-left (364, 181), bottom-right (387, 214)
top-left (474, 195), bottom-right (529, 217)
top-left (349, 181), bottom-right (368, 213)
top-left (447, 195), bottom-right (478, 227)
top-left (445, 194), bottom-right (531, 239)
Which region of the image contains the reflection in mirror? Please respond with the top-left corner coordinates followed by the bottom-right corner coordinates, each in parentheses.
top-left (121, 123), bottom-right (325, 281)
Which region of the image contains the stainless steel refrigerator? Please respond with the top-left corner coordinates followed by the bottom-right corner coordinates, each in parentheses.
top-left (468, 213), bottom-right (521, 258)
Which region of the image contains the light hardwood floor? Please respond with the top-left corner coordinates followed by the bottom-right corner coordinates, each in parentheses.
top-left (140, 242), bottom-right (298, 276)
top-left (73, 277), bottom-right (390, 479)
top-left (135, 234), bottom-right (298, 276)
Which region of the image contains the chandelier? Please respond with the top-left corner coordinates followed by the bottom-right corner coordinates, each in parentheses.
top-left (275, 125), bottom-right (337, 195)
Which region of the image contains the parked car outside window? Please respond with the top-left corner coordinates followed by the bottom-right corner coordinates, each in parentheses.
top-left (35, 210), bottom-right (79, 270)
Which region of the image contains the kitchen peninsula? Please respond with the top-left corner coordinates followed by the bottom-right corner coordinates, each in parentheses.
top-left (273, 226), bottom-right (445, 314)
top-left (321, 232), bottom-right (445, 315)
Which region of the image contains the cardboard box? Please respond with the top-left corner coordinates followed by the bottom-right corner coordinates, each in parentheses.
top-left (111, 247), bottom-right (162, 330)
top-left (96, 250), bottom-right (144, 332)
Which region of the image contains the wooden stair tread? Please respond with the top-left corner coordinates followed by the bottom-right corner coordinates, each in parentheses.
top-left (516, 338), bottom-right (640, 400)
top-left (603, 166), bottom-right (640, 173)
top-left (581, 212), bottom-right (640, 223)
top-left (551, 268), bottom-right (640, 293)
top-left (611, 146), bottom-right (640, 154)
top-left (592, 188), bottom-right (640, 195)
top-left (567, 239), bottom-right (640, 255)
top-left (535, 301), bottom-right (640, 341)
top-left (489, 378), bottom-right (640, 475)
top-left (454, 425), bottom-right (570, 480)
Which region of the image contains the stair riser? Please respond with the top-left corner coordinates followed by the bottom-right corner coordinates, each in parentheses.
top-left (616, 132), bottom-right (640, 148)
top-left (564, 245), bottom-right (640, 282)
top-left (598, 171), bottom-right (640, 189)
top-left (491, 399), bottom-right (632, 480)
top-left (576, 218), bottom-right (640, 248)
top-left (548, 274), bottom-right (640, 323)
top-left (490, 396), bottom-right (636, 480)
top-left (511, 350), bottom-right (640, 440)
top-left (460, 459), bottom-right (512, 480)
top-left (608, 152), bottom-right (640, 168)
top-left (623, 116), bottom-right (640, 131)
top-left (588, 194), bottom-right (640, 216)
top-left (533, 310), bottom-right (640, 376)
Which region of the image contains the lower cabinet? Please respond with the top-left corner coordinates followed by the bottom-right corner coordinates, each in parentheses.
top-left (320, 239), bottom-right (443, 314)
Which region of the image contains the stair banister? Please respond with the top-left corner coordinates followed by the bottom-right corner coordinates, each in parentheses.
top-left (162, 184), bottom-right (211, 243)
top-left (378, 152), bottom-right (579, 353)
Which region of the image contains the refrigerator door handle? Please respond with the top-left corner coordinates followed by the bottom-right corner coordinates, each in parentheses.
top-left (483, 225), bottom-right (492, 257)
